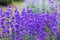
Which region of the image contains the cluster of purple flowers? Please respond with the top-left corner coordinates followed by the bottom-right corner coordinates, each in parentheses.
top-left (0, 6), bottom-right (58, 40)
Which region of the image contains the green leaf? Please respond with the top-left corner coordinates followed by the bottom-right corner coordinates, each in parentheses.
top-left (50, 36), bottom-right (55, 40)
top-left (45, 27), bottom-right (50, 34)
top-left (7, 38), bottom-right (12, 40)
top-left (23, 34), bottom-right (28, 40)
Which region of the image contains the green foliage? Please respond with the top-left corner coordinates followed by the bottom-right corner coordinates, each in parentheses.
top-left (45, 27), bottom-right (50, 34)
top-left (0, 0), bottom-right (13, 6)
top-left (0, 0), bottom-right (13, 3)
top-left (50, 36), bottom-right (55, 40)
top-left (7, 38), bottom-right (12, 40)
top-left (14, 0), bottom-right (24, 2)
top-left (23, 34), bottom-right (28, 40)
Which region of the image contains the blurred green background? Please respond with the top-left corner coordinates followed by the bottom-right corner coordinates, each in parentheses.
top-left (0, 0), bottom-right (24, 6)
top-left (0, 0), bottom-right (25, 11)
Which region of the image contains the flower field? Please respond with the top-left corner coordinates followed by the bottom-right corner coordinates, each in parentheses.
top-left (0, 0), bottom-right (60, 40)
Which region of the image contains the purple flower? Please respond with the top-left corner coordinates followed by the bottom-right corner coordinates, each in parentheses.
top-left (0, 6), bottom-right (58, 40)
